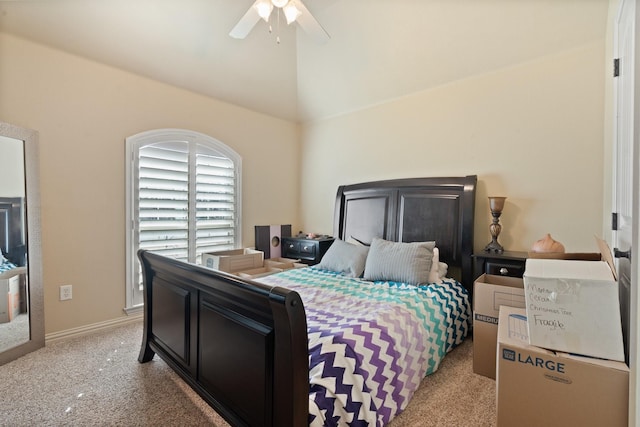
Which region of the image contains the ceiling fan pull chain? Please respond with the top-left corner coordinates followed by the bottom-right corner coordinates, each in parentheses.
top-left (277, 7), bottom-right (281, 44)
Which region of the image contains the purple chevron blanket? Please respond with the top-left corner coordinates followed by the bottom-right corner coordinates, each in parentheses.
top-left (259, 267), bottom-right (471, 426)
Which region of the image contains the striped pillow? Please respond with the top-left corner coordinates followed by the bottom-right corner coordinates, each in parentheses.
top-left (363, 238), bottom-right (436, 285)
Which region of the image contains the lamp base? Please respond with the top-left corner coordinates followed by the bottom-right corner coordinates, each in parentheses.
top-left (483, 240), bottom-right (504, 253)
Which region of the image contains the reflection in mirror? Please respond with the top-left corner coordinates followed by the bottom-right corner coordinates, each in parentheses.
top-left (0, 122), bottom-right (43, 365)
top-left (0, 136), bottom-right (28, 352)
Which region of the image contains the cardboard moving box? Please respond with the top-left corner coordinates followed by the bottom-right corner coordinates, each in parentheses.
top-left (0, 273), bottom-right (20, 323)
top-left (202, 248), bottom-right (264, 273)
top-left (473, 274), bottom-right (525, 379)
top-left (523, 257), bottom-right (624, 361)
top-left (527, 252), bottom-right (601, 260)
top-left (264, 257), bottom-right (306, 270)
top-left (496, 306), bottom-right (629, 427)
top-left (237, 267), bottom-right (283, 279)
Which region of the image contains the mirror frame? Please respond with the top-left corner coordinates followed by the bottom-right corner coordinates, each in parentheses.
top-left (0, 122), bottom-right (44, 365)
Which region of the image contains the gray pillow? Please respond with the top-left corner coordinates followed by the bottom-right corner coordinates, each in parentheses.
top-left (363, 238), bottom-right (436, 285)
top-left (316, 238), bottom-right (370, 277)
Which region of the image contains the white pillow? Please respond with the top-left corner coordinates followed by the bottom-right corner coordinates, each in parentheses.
top-left (428, 247), bottom-right (441, 283)
top-left (363, 238), bottom-right (436, 285)
top-left (438, 262), bottom-right (448, 279)
top-left (316, 238), bottom-right (370, 277)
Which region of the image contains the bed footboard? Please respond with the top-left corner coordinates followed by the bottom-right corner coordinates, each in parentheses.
top-left (137, 250), bottom-right (309, 427)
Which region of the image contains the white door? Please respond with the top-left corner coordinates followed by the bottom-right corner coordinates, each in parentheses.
top-left (614, 0), bottom-right (634, 363)
top-left (613, 0), bottom-right (636, 423)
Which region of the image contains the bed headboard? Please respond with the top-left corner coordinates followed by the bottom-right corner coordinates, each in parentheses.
top-left (333, 175), bottom-right (477, 292)
top-left (0, 197), bottom-right (25, 266)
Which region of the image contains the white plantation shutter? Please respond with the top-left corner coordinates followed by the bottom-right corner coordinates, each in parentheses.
top-left (194, 145), bottom-right (237, 261)
top-left (138, 142), bottom-right (190, 261)
top-left (125, 130), bottom-right (241, 310)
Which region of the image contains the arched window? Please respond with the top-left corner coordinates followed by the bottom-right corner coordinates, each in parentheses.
top-left (125, 129), bottom-right (242, 310)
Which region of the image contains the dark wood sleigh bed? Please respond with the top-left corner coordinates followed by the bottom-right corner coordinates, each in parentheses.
top-left (138, 175), bottom-right (477, 427)
top-left (0, 197), bottom-right (26, 267)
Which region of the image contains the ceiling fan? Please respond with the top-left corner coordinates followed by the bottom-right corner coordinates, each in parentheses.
top-left (229, 0), bottom-right (330, 44)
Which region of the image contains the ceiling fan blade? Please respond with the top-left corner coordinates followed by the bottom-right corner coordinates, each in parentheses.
top-left (229, 1), bottom-right (262, 39)
top-left (292, 0), bottom-right (330, 43)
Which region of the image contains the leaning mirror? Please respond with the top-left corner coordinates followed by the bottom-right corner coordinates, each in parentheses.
top-left (0, 122), bottom-right (44, 365)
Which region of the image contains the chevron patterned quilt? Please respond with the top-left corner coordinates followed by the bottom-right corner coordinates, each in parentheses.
top-left (0, 261), bottom-right (17, 273)
top-left (258, 267), bottom-right (471, 426)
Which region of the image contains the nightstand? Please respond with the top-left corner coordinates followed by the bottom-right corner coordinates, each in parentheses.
top-left (281, 236), bottom-right (334, 265)
top-left (473, 251), bottom-right (528, 279)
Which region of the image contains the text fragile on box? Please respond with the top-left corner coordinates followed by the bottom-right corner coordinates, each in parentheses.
top-left (523, 257), bottom-right (624, 361)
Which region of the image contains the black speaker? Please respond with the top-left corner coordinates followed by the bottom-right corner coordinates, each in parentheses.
top-left (255, 225), bottom-right (292, 259)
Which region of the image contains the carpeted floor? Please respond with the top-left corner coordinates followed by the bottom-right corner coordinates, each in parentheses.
top-left (0, 321), bottom-right (496, 426)
top-left (390, 337), bottom-right (496, 426)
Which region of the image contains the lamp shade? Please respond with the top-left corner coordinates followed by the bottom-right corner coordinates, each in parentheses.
top-left (488, 196), bottom-right (506, 212)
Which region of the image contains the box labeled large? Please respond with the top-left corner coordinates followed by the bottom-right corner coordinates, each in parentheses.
top-left (523, 257), bottom-right (624, 361)
top-left (496, 306), bottom-right (628, 427)
top-left (473, 274), bottom-right (525, 379)
top-left (202, 248), bottom-right (264, 273)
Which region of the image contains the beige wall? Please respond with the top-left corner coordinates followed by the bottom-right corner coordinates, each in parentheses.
top-left (300, 41), bottom-right (606, 254)
top-left (0, 33), bottom-right (301, 334)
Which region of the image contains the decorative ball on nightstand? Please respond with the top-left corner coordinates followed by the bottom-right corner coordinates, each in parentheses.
top-left (531, 233), bottom-right (565, 253)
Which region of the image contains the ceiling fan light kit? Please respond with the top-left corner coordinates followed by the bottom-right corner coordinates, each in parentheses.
top-left (255, 0), bottom-right (301, 28)
top-left (230, 0), bottom-right (330, 44)
top-left (255, 1), bottom-right (273, 21)
top-left (283, 3), bottom-right (301, 25)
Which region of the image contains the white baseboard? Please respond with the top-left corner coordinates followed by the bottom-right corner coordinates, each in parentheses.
top-left (45, 313), bottom-right (143, 343)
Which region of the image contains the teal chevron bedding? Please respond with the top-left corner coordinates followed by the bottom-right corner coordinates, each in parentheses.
top-left (0, 261), bottom-right (17, 274)
top-left (258, 267), bottom-right (471, 426)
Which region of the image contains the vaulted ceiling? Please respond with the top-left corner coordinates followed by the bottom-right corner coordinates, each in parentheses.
top-left (0, 0), bottom-right (609, 123)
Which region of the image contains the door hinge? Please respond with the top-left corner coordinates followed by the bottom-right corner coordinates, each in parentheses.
top-left (612, 212), bottom-right (619, 230)
top-left (614, 58), bottom-right (620, 77)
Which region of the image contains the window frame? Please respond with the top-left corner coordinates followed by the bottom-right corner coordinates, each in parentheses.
top-left (124, 129), bottom-right (242, 313)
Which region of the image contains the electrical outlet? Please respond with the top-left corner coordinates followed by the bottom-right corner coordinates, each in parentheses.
top-left (60, 285), bottom-right (73, 301)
